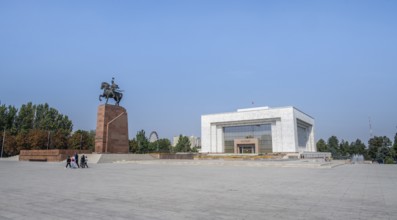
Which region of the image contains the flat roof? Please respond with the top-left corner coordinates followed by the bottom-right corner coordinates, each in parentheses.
top-left (202, 106), bottom-right (314, 119)
top-left (237, 106), bottom-right (270, 112)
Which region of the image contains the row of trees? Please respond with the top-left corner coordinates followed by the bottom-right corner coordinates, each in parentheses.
top-left (128, 131), bottom-right (198, 153)
top-left (317, 134), bottom-right (397, 163)
top-left (0, 103), bottom-right (95, 156)
top-left (0, 103), bottom-right (72, 133)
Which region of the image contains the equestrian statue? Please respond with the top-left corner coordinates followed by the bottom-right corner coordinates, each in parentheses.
top-left (99, 77), bottom-right (123, 105)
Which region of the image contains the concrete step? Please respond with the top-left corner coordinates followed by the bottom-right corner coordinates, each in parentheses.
top-left (84, 154), bottom-right (102, 164)
top-left (0, 155), bottom-right (19, 161)
top-left (116, 159), bottom-right (345, 168)
top-left (97, 154), bottom-right (157, 163)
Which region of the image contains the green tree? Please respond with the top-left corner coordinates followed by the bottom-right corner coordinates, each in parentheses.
top-left (316, 139), bottom-right (328, 152)
top-left (368, 136), bottom-right (392, 160)
top-left (393, 133), bottom-right (397, 155)
top-left (33, 103), bottom-right (73, 132)
top-left (0, 105), bottom-right (6, 129)
top-left (33, 103), bottom-right (47, 129)
top-left (68, 130), bottom-right (93, 150)
top-left (15, 102), bottom-right (35, 132)
top-left (174, 135), bottom-right (191, 152)
top-left (375, 146), bottom-right (396, 164)
top-left (129, 139), bottom-right (138, 153)
top-left (157, 138), bottom-right (172, 152)
top-left (0, 102), bottom-right (75, 154)
top-left (148, 138), bottom-right (172, 153)
top-left (0, 105), bottom-right (17, 132)
top-left (148, 141), bottom-right (158, 152)
top-left (87, 130), bottom-right (96, 151)
top-left (147, 139), bottom-right (171, 153)
top-left (349, 139), bottom-right (366, 156)
top-left (339, 140), bottom-right (350, 157)
top-left (191, 146), bottom-right (199, 153)
top-left (136, 130), bottom-right (149, 153)
top-left (327, 136), bottom-right (340, 158)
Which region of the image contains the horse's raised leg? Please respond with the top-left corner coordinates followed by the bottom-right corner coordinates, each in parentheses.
top-left (99, 95), bottom-right (102, 101)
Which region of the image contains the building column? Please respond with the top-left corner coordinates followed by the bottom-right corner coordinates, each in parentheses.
top-left (216, 126), bottom-right (223, 153)
top-left (271, 120), bottom-right (283, 152)
top-left (307, 126), bottom-right (315, 152)
top-left (210, 125), bottom-right (217, 153)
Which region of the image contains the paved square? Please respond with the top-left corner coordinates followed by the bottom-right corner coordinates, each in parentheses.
top-left (0, 161), bottom-right (396, 220)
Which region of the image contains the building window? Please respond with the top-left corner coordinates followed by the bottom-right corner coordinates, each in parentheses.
top-left (223, 124), bottom-right (272, 153)
top-left (297, 126), bottom-right (308, 148)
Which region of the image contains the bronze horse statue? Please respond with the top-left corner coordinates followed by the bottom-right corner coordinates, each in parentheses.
top-left (99, 82), bottom-right (123, 105)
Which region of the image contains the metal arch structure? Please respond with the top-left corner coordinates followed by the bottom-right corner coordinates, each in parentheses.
top-left (149, 131), bottom-right (159, 143)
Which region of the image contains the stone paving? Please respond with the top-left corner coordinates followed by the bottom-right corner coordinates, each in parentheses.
top-left (0, 161), bottom-right (396, 220)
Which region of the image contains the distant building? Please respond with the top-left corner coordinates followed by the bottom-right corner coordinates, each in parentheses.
top-left (172, 136), bottom-right (179, 147)
top-left (201, 106), bottom-right (315, 154)
top-left (173, 135), bottom-right (201, 149)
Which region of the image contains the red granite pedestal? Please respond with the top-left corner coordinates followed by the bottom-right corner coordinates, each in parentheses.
top-left (95, 105), bottom-right (129, 153)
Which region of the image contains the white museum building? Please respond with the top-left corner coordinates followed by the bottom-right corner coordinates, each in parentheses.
top-left (201, 106), bottom-right (316, 154)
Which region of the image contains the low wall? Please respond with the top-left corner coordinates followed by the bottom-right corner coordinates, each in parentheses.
top-left (195, 153), bottom-right (287, 160)
top-left (301, 152), bottom-right (331, 159)
top-left (19, 149), bottom-right (92, 162)
top-left (158, 153), bottom-right (195, 160)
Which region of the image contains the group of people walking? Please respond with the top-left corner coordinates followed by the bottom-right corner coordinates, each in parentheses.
top-left (66, 152), bottom-right (88, 169)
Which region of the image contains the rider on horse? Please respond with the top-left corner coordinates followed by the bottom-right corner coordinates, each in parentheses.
top-left (111, 77), bottom-right (119, 97)
top-left (99, 77), bottom-right (123, 106)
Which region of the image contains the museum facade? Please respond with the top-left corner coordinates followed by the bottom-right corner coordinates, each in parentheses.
top-left (201, 106), bottom-right (315, 154)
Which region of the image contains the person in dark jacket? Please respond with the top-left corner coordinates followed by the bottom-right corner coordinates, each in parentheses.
top-left (80, 155), bottom-right (85, 168)
top-left (66, 156), bottom-right (71, 168)
top-left (74, 153), bottom-right (79, 168)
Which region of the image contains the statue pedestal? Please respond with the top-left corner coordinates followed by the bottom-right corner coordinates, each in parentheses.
top-left (95, 105), bottom-right (129, 153)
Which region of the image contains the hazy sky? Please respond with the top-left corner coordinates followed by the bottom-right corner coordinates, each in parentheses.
top-left (1, 0), bottom-right (396, 144)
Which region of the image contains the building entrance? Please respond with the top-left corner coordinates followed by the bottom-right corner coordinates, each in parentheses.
top-left (238, 144), bottom-right (255, 154)
top-left (234, 138), bottom-right (259, 154)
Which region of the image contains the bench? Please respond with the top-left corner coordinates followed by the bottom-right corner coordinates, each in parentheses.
top-left (29, 159), bottom-right (47, 162)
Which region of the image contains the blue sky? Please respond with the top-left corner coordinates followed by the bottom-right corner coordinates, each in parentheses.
top-left (1, 0), bottom-right (396, 144)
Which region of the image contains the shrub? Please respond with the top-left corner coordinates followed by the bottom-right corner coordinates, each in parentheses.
top-left (385, 157), bottom-right (395, 164)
